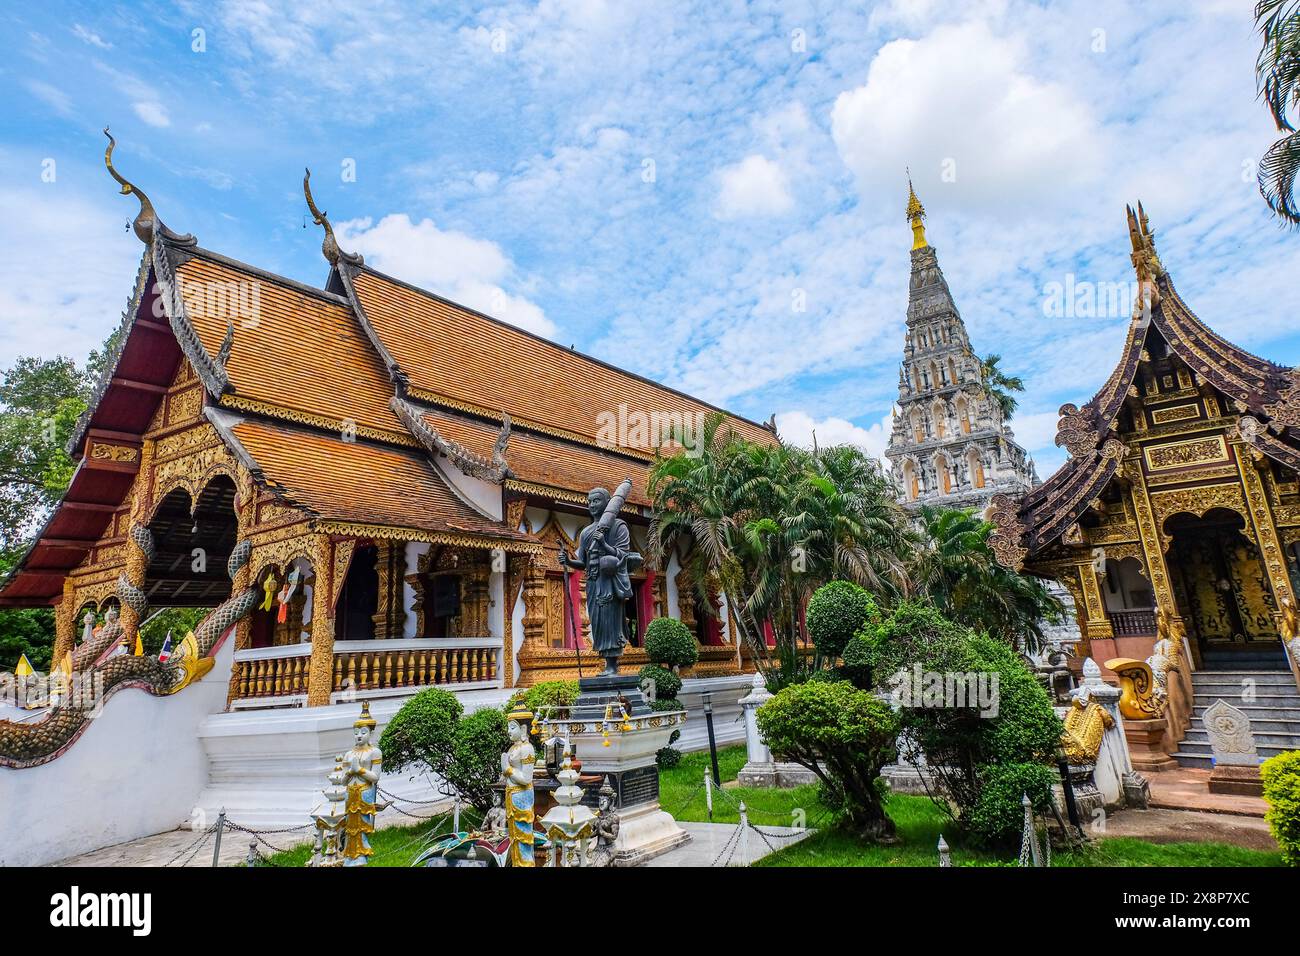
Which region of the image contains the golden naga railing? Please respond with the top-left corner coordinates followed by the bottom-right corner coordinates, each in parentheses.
top-left (231, 638), bottom-right (501, 705)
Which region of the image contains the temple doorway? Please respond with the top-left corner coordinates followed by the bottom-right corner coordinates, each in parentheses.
top-left (1165, 508), bottom-right (1279, 660)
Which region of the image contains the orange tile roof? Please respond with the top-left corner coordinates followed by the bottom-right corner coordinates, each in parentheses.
top-left (228, 418), bottom-right (525, 542)
top-left (349, 268), bottom-right (774, 450)
top-left (177, 253), bottom-right (402, 438)
top-left (419, 408), bottom-right (655, 507)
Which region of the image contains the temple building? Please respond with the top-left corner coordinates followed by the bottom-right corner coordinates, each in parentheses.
top-left (0, 141), bottom-right (774, 724)
top-left (885, 183), bottom-right (1038, 511)
top-left (988, 204), bottom-right (1300, 768)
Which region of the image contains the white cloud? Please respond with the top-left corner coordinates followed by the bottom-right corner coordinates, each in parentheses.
top-left (336, 213), bottom-right (556, 338)
top-left (24, 80), bottom-right (72, 117)
top-left (132, 101), bottom-right (170, 127)
top-left (775, 410), bottom-right (892, 461)
top-left (72, 24), bottom-right (111, 49)
top-left (715, 154), bottom-right (794, 219)
top-left (830, 19), bottom-right (1103, 210)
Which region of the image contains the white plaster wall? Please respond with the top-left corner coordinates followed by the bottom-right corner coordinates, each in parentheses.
top-left (0, 634), bottom-right (236, 867)
top-left (664, 550), bottom-right (682, 619)
top-left (488, 569), bottom-right (504, 642)
top-left (430, 457), bottom-right (503, 520)
top-left (402, 541), bottom-right (430, 638)
top-left (511, 581), bottom-right (526, 677)
top-left (524, 506), bottom-right (550, 534)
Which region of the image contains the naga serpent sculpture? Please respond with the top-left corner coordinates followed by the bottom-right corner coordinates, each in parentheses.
top-left (0, 534), bottom-right (256, 769)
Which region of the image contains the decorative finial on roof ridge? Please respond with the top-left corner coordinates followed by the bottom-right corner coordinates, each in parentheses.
top-left (103, 128), bottom-right (194, 246)
top-left (1125, 201), bottom-right (1164, 305)
top-left (303, 168), bottom-right (363, 267)
top-left (906, 169), bottom-right (928, 250)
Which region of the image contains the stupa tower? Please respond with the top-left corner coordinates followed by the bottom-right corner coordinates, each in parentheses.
top-left (885, 179), bottom-right (1038, 512)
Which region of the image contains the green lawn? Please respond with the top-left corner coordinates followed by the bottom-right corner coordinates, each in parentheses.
top-left (261, 744), bottom-right (1284, 867)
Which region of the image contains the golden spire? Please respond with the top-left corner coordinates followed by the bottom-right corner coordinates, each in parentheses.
top-left (906, 171), bottom-right (928, 250)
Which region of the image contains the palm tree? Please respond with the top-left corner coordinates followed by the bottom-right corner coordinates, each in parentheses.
top-left (1256, 1), bottom-right (1300, 225)
top-left (910, 506), bottom-right (1062, 653)
top-left (978, 353), bottom-right (1025, 421)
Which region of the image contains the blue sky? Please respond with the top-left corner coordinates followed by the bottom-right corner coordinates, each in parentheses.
top-left (2, 0), bottom-right (1298, 478)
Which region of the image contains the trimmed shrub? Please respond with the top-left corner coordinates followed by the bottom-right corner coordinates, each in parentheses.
top-left (446, 707), bottom-right (511, 811)
top-left (644, 617), bottom-right (699, 670)
top-left (379, 688), bottom-right (510, 812)
top-left (806, 581), bottom-right (880, 660)
top-left (378, 687), bottom-right (463, 776)
top-left (639, 663), bottom-right (682, 703)
top-left (505, 679), bottom-right (580, 717)
top-left (756, 680), bottom-right (900, 840)
top-left (966, 761), bottom-right (1058, 845)
top-left (864, 602), bottom-right (1062, 846)
top-left (1262, 750), bottom-right (1300, 866)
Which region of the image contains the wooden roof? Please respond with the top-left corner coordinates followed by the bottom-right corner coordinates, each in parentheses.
top-left (1015, 213), bottom-right (1300, 559)
top-left (347, 266), bottom-right (774, 450)
top-left (226, 417), bottom-right (528, 544)
top-left (417, 406), bottom-right (655, 508)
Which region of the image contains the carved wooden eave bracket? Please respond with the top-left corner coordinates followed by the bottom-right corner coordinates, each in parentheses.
top-left (1055, 402), bottom-right (1100, 459)
top-left (1262, 366), bottom-right (1300, 435)
top-left (984, 493), bottom-right (1027, 571)
top-left (303, 168), bottom-right (364, 268)
top-left (390, 396), bottom-right (512, 483)
top-left (1237, 414), bottom-right (1300, 472)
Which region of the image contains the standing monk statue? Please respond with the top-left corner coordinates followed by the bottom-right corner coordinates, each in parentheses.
top-left (559, 481), bottom-right (643, 676)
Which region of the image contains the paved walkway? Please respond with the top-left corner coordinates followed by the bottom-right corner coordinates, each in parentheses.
top-left (54, 825), bottom-right (315, 867)
top-left (644, 821), bottom-right (811, 867)
top-left (1145, 767), bottom-right (1268, 818)
top-left (1102, 806), bottom-right (1277, 851)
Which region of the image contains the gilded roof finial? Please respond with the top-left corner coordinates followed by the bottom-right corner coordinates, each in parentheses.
top-left (906, 169), bottom-right (928, 250)
top-left (103, 128), bottom-right (193, 246)
top-left (303, 168), bottom-right (363, 267)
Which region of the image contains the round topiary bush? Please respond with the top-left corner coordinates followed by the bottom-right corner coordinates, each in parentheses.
top-left (644, 617), bottom-right (699, 670)
top-left (1262, 749), bottom-right (1300, 866)
top-left (639, 663), bottom-right (682, 703)
top-left (505, 679), bottom-right (580, 717)
top-left (806, 580), bottom-right (880, 660)
top-left (756, 679), bottom-right (900, 840)
top-left (378, 686), bottom-right (464, 775)
top-left (446, 707), bottom-right (511, 811)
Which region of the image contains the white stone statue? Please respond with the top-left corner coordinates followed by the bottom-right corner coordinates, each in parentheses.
top-left (339, 702), bottom-right (389, 866)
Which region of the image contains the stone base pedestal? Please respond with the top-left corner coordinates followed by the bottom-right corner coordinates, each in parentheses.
top-left (737, 761), bottom-right (817, 788)
top-left (543, 676), bottom-right (689, 866)
top-left (1122, 770), bottom-right (1151, 809)
top-left (1208, 764), bottom-right (1263, 797)
top-left (1123, 718), bottom-right (1178, 772)
top-left (608, 802), bottom-right (691, 866)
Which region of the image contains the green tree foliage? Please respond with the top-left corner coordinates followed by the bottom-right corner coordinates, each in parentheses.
top-left (909, 506), bottom-right (1062, 653)
top-left (977, 353), bottom-right (1024, 420)
top-left (1255, 1), bottom-right (1300, 225)
top-left (806, 580), bottom-right (880, 661)
top-left (756, 679), bottom-right (900, 840)
top-left (643, 616), bottom-right (698, 670)
top-left (648, 414), bottom-right (911, 690)
top-left (379, 688), bottom-right (509, 812)
top-left (1262, 749), bottom-right (1300, 866)
top-left (862, 602), bottom-right (1063, 845)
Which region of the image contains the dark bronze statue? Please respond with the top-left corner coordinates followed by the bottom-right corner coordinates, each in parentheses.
top-left (558, 481), bottom-right (642, 676)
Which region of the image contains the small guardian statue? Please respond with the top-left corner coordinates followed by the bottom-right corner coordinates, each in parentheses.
top-left (340, 702), bottom-right (389, 866)
top-left (503, 707), bottom-right (537, 866)
top-left (558, 481), bottom-right (643, 675)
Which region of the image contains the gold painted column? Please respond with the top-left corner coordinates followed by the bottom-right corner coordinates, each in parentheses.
top-left (1236, 450), bottom-right (1297, 624)
top-left (306, 534), bottom-right (337, 707)
top-left (52, 578), bottom-right (77, 667)
top-left (1124, 459), bottom-right (1183, 632)
top-left (371, 539), bottom-right (407, 638)
top-left (1074, 562), bottom-right (1114, 640)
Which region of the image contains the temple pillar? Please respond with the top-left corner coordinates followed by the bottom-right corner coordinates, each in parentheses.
top-left (1074, 562), bottom-right (1114, 640)
top-left (52, 578), bottom-right (76, 667)
top-left (521, 556), bottom-right (548, 650)
top-left (1124, 460), bottom-right (1183, 636)
top-left (1235, 449), bottom-right (1297, 628)
top-left (462, 558), bottom-right (491, 639)
top-left (306, 534), bottom-right (337, 707)
top-left (370, 539), bottom-right (407, 639)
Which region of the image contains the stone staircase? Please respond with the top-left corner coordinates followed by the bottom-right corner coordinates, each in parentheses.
top-left (1172, 669), bottom-right (1300, 769)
